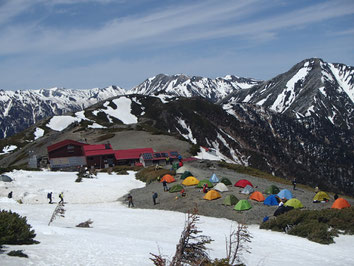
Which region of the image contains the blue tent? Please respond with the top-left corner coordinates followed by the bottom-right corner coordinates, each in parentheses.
top-left (209, 173), bottom-right (220, 183)
top-left (264, 195), bottom-right (279, 206)
top-left (277, 189), bottom-right (293, 200)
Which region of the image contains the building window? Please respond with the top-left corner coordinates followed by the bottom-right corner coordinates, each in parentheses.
top-left (67, 145), bottom-right (74, 153)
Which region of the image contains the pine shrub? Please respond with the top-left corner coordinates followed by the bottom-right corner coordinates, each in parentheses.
top-left (7, 250), bottom-right (28, 258)
top-left (0, 210), bottom-right (38, 245)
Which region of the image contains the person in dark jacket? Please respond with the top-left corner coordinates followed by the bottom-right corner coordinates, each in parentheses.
top-left (162, 180), bottom-right (168, 191)
top-left (152, 192), bottom-right (158, 205)
top-left (59, 192), bottom-right (64, 204)
top-left (127, 194), bottom-right (134, 208)
top-left (47, 192), bottom-right (53, 204)
top-left (8, 191), bottom-right (13, 198)
top-left (334, 193), bottom-right (339, 200)
top-left (292, 178), bottom-right (297, 190)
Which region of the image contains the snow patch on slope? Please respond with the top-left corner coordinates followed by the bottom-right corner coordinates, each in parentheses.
top-left (34, 128), bottom-right (44, 140)
top-left (176, 118), bottom-right (197, 144)
top-left (0, 145), bottom-right (17, 155)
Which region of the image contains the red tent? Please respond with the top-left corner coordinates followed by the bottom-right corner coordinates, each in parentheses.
top-left (234, 179), bottom-right (253, 188)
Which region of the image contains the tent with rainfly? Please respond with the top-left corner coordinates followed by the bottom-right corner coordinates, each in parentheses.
top-left (234, 179), bottom-right (253, 188)
top-left (264, 185), bottom-right (280, 195)
top-left (284, 198), bottom-right (304, 209)
top-left (234, 199), bottom-right (252, 211)
top-left (249, 191), bottom-right (265, 202)
top-left (160, 174), bottom-right (176, 183)
top-left (220, 177), bottom-right (232, 186)
top-left (331, 198), bottom-right (351, 209)
top-left (277, 189), bottom-right (293, 200)
top-left (182, 176), bottom-right (199, 186)
top-left (169, 184), bottom-right (184, 193)
top-left (180, 171), bottom-right (193, 180)
top-left (214, 182), bottom-right (229, 192)
top-left (196, 179), bottom-right (214, 188)
top-left (223, 195), bottom-right (239, 206)
top-left (203, 190), bottom-right (221, 200)
top-left (313, 191), bottom-right (330, 202)
top-left (176, 166), bottom-right (187, 175)
top-left (240, 185), bottom-right (254, 195)
top-left (209, 173), bottom-right (220, 183)
top-left (264, 195), bottom-right (279, 206)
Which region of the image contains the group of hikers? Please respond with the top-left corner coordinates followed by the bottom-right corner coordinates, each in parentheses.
top-left (47, 192), bottom-right (64, 204)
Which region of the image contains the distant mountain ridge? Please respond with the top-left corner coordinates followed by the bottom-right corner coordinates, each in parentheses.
top-left (129, 73), bottom-right (261, 103)
top-left (0, 86), bottom-right (125, 139)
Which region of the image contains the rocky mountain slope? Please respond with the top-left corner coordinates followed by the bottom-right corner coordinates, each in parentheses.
top-left (221, 58), bottom-right (354, 135)
top-left (129, 74), bottom-right (261, 103)
top-left (0, 86), bottom-right (125, 139)
top-left (1, 94), bottom-right (353, 196)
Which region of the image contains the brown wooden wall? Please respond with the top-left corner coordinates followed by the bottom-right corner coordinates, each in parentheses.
top-left (49, 144), bottom-right (84, 159)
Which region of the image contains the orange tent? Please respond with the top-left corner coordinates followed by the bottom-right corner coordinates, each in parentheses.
top-left (160, 174), bottom-right (176, 183)
top-left (249, 191), bottom-right (265, 202)
top-left (203, 190), bottom-right (221, 201)
top-left (331, 198), bottom-right (351, 209)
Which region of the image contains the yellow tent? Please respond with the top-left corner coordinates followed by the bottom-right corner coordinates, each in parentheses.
top-left (182, 176), bottom-right (199, 186)
top-left (313, 191), bottom-right (330, 202)
top-left (203, 190), bottom-right (221, 200)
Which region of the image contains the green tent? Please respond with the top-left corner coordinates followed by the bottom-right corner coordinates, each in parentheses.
top-left (220, 177), bottom-right (232, 186)
top-left (234, 199), bottom-right (252, 211)
top-left (196, 179), bottom-right (214, 188)
top-left (264, 185), bottom-right (280, 195)
top-left (169, 184), bottom-right (184, 193)
top-left (284, 198), bottom-right (304, 209)
top-left (181, 171), bottom-right (193, 180)
top-left (223, 195), bottom-right (239, 206)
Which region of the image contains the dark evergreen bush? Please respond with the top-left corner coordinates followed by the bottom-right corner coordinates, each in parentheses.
top-left (260, 207), bottom-right (354, 244)
top-left (0, 210), bottom-right (38, 245)
top-left (7, 250), bottom-right (28, 258)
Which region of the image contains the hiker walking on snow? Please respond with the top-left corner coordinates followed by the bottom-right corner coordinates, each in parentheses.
top-left (47, 192), bottom-right (53, 204)
top-left (162, 180), bottom-right (168, 191)
top-left (127, 193), bottom-right (134, 208)
top-left (152, 192), bottom-right (158, 205)
top-left (59, 192), bottom-right (64, 204)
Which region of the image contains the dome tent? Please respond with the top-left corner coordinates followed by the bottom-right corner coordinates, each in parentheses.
top-left (313, 191), bottom-right (330, 202)
top-left (169, 184), bottom-right (184, 193)
top-left (264, 195), bottom-right (279, 206)
top-left (182, 176), bottom-right (199, 186)
top-left (331, 198), bottom-right (351, 209)
top-left (196, 179), bottom-right (214, 188)
top-left (240, 185), bottom-right (254, 195)
top-left (203, 190), bottom-right (221, 200)
top-left (160, 174), bottom-right (176, 183)
top-left (234, 199), bottom-right (252, 211)
top-left (234, 179), bottom-right (253, 188)
top-left (180, 171), bottom-right (193, 180)
top-left (265, 185), bottom-right (280, 195)
top-left (209, 173), bottom-right (220, 183)
top-left (277, 189), bottom-right (293, 200)
top-left (249, 191), bottom-right (265, 202)
top-left (214, 182), bottom-right (229, 192)
top-left (220, 177), bottom-right (232, 186)
top-left (223, 195), bottom-right (239, 206)
top-left (176, 166), bottom-right (187, 175)
top-left (284, 198), bottom-right (304, 209)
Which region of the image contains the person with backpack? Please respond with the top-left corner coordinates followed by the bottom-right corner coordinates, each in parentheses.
top-left (152, 192), bottom-right (158, 205)
top-left (292, 178), bottom-right (297, 190)
top-left (59, 192), bottom-right (64, 204)
top-left (47, 192), bottom-right (53, 204)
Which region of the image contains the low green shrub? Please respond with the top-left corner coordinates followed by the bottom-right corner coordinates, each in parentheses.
top-left (260, 207), bottom-right (354, 244)
top-left (136, 166), bottom-right (175, 183)
top-left (7, 250), bottom-right (28, 258)
top-left (0, 210), bottom-right (38, 246)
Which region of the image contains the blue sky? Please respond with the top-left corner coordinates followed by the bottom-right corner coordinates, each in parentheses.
top-left (0, 0), bottom-right (353, 91)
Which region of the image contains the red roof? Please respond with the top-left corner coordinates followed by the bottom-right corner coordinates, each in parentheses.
top-left (83, 144), bottom-right (114, 157)
top-left (115, 148), bottom-right (154, 160)
top-left (47, 139), bottom-right (86, 152)
top-left (85, 149), bottom-right (116, 157)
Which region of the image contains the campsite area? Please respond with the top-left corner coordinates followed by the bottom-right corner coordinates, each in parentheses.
top-left (128, 159), bottom-right (351, 224)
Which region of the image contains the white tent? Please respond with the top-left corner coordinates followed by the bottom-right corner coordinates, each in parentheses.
top-left (240, 185), bottom-right (254, 195)
top-left (214, 182), bottom-right (228, 192)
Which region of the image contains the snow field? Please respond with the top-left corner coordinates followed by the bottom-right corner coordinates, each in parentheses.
top-left (0, 170), bottom-right (353, 266)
